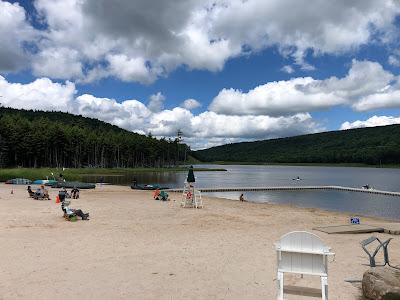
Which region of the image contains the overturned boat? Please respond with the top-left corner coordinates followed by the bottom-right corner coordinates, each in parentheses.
top-left (131, 183), bottom-right (169, 190)
top-left (5, 178), bottom-right (32, 185)
top-left (51, 181), bottom-right (96, 189)
top-left (33, 179), bottom-right (58, 185)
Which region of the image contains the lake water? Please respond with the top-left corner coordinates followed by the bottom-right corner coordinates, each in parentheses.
top-left (82, 165), bottom-right (400, 220)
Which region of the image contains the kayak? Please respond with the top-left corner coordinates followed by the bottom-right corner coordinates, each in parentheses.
top-left (51, 181), bottom-right (96, 189)
top-left (131, 184), bottom-right (169, 190)
top-left (33, 179), bottom-right (58, 185)
top-left (5, 178), bottom-right (32, 185)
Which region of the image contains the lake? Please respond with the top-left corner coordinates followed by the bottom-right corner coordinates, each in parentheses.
top-left (82, 165), bottom-right (400, 220)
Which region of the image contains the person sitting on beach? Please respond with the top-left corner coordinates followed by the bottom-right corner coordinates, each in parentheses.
top-left (153, 188), bottom-right (161, 200)
top-left (33, 187), bottom-right (44, 200)
top-left (60, 187), bottom-right (71, 198)
top-left (71, 187), bottom-right (80, 199)
top-left (239, 193), bottom-right (246, 202)
top-left (59, 191), bottom-right (89, 220)
top-left (27, 186), bottom-right (34, 198)
top-left (42, 185), bottom-right (50, 200)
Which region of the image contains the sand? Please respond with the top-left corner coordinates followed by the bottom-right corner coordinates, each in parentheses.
top-left (0, 183), bottom-right (399, 300)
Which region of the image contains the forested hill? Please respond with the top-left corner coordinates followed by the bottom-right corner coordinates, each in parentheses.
top-left (0, 107), bottom-right (189, 168)
top-left (193, 125), bottom-right (400, 165)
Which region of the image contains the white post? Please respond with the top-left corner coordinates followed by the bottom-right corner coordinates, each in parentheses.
top-left (321, 276), bottom-right (328, 300)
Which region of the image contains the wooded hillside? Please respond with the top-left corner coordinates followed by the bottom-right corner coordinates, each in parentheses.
top-left (0, 107), bottom-right (189, 168)
top-left (193, 125), bottom-right (400, 165)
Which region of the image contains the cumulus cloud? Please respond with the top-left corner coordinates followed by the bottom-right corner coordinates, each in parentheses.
top-left (210, 60), bottom-right (398, 116)
top-left (0, 76), bottom-right (321, 149)
top-left (352, 90), bottom-right (400, 111)
top-left (0, 75), bottom-right (75, 111)
top-left (2, 0), bottom-right (400, 82)
top-left (281, 65), bottom-right (294, 74)
top-left (388, 55), bottom-right (400, 67)
top-left (147, 92), bottom-right (165, 113)
top-left (340, 115), bottom-right (400, 130)
top-left (0, 1), bottom-right (37, 72)
top-left (181, 99), bottom-right (201, 110)
top-left (32, 47), bottom-right (84, 79)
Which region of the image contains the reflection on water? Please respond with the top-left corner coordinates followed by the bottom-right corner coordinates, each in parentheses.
top-left (81, 164), bottom-right (400, 220)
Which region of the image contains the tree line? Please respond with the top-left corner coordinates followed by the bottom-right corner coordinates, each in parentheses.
top-left (0, 107), bottom-right (189, 168)
top-left (193, 125), bottom-right (400, 165)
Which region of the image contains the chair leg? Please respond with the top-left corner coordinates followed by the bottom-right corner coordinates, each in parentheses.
top-left (277, 271), bottom-right (284, 300)
top-left (321, 276), bottom-right (328, 300)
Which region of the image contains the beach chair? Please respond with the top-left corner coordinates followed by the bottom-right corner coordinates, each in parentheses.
top-left (60, 199), bottom-right (77, 221)
top-left (275, 231), bottom-right (334, 300)
top-left (159, 190), bottom-right (169, 201)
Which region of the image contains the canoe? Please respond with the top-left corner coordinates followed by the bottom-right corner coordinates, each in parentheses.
top-left (51, 181), bottom-right (96, 189)
top-left (33, 179), bottom-right (58, 185)
top-left (5, 178), bottom-right (32, 185)
top-left (131, 184), bottom-right (169, 190)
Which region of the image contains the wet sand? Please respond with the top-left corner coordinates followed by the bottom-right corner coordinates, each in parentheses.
top-left (0, 183), bottom-right (399, 299)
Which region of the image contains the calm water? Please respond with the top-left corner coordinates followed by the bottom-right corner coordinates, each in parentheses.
top-left (82, 165), bottom-right (400, 220)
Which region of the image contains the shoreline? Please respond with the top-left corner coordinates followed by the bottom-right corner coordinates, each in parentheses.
top-left (1, 184), bottom-right (399, 299)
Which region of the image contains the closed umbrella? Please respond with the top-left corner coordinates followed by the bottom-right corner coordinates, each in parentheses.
top-left (187, 165), bottom-right (195, 183)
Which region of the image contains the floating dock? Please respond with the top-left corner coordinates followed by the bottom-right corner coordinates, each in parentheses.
top-left (313, 224), bottom-right (385, 234)
top-left (167, 185), bottom-right (400, 197)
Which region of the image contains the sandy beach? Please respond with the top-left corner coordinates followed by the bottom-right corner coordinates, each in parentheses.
top-left (0, 183), bottom-right (399, 299)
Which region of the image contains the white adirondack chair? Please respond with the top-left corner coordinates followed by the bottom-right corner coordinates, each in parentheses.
top-left (275, 231), bottom-right (334, 300)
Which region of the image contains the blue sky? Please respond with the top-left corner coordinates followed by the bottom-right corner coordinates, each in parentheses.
top-left (1, 0), bottom-right (400, 149)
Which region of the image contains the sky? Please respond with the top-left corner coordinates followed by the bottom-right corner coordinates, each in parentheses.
top-left (1, 0), bottom-right (400, 149)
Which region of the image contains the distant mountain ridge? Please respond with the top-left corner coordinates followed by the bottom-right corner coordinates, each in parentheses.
top-left (193, 125), bottom-right (400, 165)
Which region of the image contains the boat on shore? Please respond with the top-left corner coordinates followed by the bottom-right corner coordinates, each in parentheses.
top-left (33, 179), bottom-right (58, 185)
top-left (131, 184), bottom-right (169, 190)
top-left (5, 178), bottom-right (32, 185)
top-left (50, 181), bottom-right (96, 189)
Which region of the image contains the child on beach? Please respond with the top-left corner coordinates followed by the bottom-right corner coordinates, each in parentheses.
top-left (239, 194), bottom-right (246, 202)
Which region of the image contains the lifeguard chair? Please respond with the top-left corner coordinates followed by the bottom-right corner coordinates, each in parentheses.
top-left (181, 166), bottom-right (202, 208)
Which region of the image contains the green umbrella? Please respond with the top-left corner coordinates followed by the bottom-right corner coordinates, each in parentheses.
top-left (187, 165), bottom-right (195, 183)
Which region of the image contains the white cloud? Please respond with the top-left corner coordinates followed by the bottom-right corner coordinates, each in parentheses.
top-left (147, 92), bottom-right (165, 113)
top-left (281, 65), bottom-right (294, 74)
top-left (181, 98), bottom-right (201, 110)
top-left (340, 115), bottom-right (400, 130)
top-left (106, 54), bottom-right (157, 84)
top-left (2, 0), bottom-right (400, 82)
top-left (0, 75), bottom-right (321, 149)
top-left (0, 75), bottom-right (75, 111)
top-left (352, 90), bottom-right (400, 111)
top-left (388, 55), bottom-right (400, 67)
top-left (190, 111), bottom-right (319, 139)
top-left (0, 1), bottom-right (37, 72)
top-left (210, 60), bottom-right (397, 116)
top-left (32, 47), bottom-right (83, 79)
top-left (208, 0), bottom-right (400, 69)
